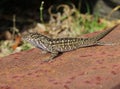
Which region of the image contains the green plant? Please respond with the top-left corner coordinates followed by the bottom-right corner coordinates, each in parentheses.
top-left (45, 4), bottom-right (107, 37)
top-left (39, 1), bottom-right (44, 23)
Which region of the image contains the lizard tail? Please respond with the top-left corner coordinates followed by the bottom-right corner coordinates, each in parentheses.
top-left (89, 24), bottom-right (119, 41)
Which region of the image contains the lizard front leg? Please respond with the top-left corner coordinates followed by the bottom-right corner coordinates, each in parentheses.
top-left (44, 51), bottom-right (59, 62)
top-left (41, 50), bottom-right (48, 54)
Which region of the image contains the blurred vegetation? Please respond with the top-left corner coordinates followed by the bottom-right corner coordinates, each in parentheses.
top-left (44, 4), bottom-right (106, 38)
top-left (0, 3), bottom-right (120, 57)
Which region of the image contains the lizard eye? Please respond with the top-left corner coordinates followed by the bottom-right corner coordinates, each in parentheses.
top-left (22, 33), bottom-right (31, 41)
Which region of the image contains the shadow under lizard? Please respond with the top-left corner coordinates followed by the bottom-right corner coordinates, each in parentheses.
top-left (22, 25), bottom-right (119, 62)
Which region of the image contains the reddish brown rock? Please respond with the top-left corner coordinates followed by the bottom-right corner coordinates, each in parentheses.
top-left (0, 25), bottom-right (120, 89)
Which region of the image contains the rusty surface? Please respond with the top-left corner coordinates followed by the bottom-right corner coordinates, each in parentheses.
top-left (0, 25), bottom-right (120, 89)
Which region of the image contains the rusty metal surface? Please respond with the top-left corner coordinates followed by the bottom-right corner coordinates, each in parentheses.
top-left (0, 25), bottom-right (120, 89)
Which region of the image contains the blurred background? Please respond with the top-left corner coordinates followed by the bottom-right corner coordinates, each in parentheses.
top-left (0, 0), bottom-right (120, 57)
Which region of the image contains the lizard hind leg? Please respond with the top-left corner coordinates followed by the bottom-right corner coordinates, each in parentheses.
top-left (96, 41), bottom-right (116, 46)
top-left (44, 51), bottom-right (59, 62)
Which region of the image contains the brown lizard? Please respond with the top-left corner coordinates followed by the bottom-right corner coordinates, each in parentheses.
top-left (22, 24), bottom-right (119, 61)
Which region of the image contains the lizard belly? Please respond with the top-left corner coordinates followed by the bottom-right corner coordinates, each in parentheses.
top-left (53, 41), bottom-right (97, 52)
top-left (53, 43), bottom-right (80, 52)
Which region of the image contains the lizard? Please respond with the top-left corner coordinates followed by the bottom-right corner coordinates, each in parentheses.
top-left (22, 24), bottom-right (119, 62)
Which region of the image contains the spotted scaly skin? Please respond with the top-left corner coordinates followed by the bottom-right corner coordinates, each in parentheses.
top-left (22, 25), bottom-right (118, 61)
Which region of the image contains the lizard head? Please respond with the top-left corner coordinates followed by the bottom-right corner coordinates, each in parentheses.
top-left (22, 32), bottom-right (50, 44)
top-left (22, 32), bottom-right (51, 51)
top-left (22, 33), bottom-right (35, 41)
top-left (22, 32), bottom-right (46, 41)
